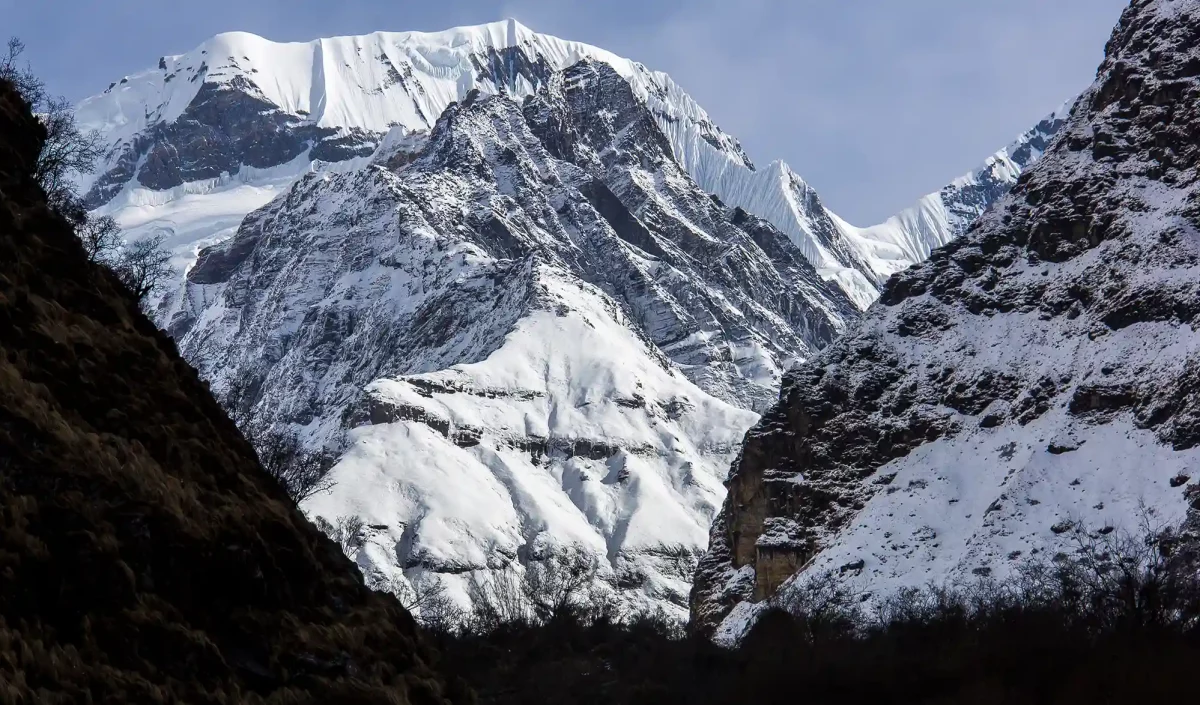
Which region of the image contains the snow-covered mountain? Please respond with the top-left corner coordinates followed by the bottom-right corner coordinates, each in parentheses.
top-left (77, 19), bottom-right (1065, 311)
top-left (696, 105), bottom-right (1072, 309)
top-left (691, 0), bottom-right (1200, 641)
top-left (73, 18), bottom-right (1074, 619)
top-left (170, 60), bottom-right (857, 618)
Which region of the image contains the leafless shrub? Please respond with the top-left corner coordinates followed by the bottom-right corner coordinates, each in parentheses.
top-left (77, 214), bottom-right (122, 264)
top-left (2, 36), bottom-right (102, 220)
top-left (110, 233), bottom-right (174, 309)
top-left (220, 368), bottom-right (261, 430)
top-left (1, 37), bottom-right (45, 107)
top-left (769, 569), bottom-right (862, 641)
top-left (466, 566), bottom-right (534, 631)
top-left (1048, 515), bottom-right (1200, 633)
top-left (462, 546), bottom-right (609, 634)
top-left (252, 428), bottom-right (336, 504)
top-left (313, 514), bottom-right (365, 558)
top-left (370, 572), bottom-right (465, 634)
top-left (217, 371), bottom-right (339, 505)
top-left (6, 36), bottom-right (179, 316)
top-left (524, 547), bottom-right (601, 623)
top-left (34, 95), bottom-right (102, 218)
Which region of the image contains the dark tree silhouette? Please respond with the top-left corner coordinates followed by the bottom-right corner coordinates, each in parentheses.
top-left (254, 427), bottom-right (337, 505)
top-left (1, 37), bottom-right (101, 220)
top-left (3, 37), bottom-right (174, 309)
top-left (111, 233), bottom-right (174, 308)
top-left (77, 214), bottom-right (122, 264)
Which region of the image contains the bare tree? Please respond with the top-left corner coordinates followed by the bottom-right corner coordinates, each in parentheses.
top-left (462, 546), bottom-right (609, 633)
top-left (77, 214), bottom-right (123, 264)
top-left (466, 567), bottom-right (534, 631)
top-left (411, 580), bottom-right (466, 634)
top-left (254, 428), bottom-right (337, 504)
top-left (524, 548), bottom-right (600, 623)
top-left (34, 95), bottom-right (102, 217)
top-left (1, 37), bottom-right (45, 110)
top-left (111, 233), bottom-right (174, 308)
top-left (2, 37), bottom-right (102, 219)
top-left (313, 514), bottom-right (366, 557)
top-left (221, 369), bottom-right (258, 430)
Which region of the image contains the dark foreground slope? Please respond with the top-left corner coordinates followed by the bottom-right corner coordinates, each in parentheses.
top-left (0, 79), bottom-right (453, 704)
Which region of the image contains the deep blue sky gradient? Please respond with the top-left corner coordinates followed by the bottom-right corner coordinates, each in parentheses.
top-left (4, 0), bottom-right (1129, 223)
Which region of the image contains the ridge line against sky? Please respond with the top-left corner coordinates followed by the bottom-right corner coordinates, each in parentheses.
top-left (3, 0), bottom-right (1128, 224)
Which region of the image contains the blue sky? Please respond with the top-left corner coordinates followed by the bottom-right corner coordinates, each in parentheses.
top-left (5, 0), bottom-right (1128, 224)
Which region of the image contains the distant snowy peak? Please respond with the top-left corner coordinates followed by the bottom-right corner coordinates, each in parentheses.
top-left (836, 102), bottom-right (1072, 285)
top-left (77, 19), bottom-right (752, 211)
top-left (77, 19), bottom-right (1061, 309)
top-left (695, 102), bottom-right (1074, 309)
top-left (171, 59), bottom-right (857, 618)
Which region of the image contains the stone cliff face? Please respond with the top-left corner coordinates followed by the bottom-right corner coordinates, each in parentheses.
top-left (691, 0), bottom-right (1200, 639)
top-left (169, 60), bottom-right (856, 620)
top-left (0, 78), bottom-right (452, 704)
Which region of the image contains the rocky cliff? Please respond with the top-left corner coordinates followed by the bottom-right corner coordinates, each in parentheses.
top-left (691, 0), bottom-right (1200, 640)
top-left (170, 60), bottom-right (856, 620)
top-left (0, 78), bottom-right (453, 704)
top-left (77, 20), bottom-right (1065, 313)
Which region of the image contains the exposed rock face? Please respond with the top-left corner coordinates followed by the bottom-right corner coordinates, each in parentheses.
top-left (0, 79), bottom-right (450, 703)
top-left (84, 78), bottom-right (378, 208)
top-left (700, 105), bottom-right (1073, 309)
top-left (77, 21), bottom-right (1064, 316)
top-left (691, 0), bottom-right (1200, 639)
top-left (170, 60), bottom-right (856, 619)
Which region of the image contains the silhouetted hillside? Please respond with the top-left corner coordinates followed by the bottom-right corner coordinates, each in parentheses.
top-left (0, 76), bottom-right (456, 704)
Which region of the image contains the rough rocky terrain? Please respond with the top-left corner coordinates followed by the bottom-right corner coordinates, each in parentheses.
top-left (170, 60), bottom-right (859, 620)
top-left (692, 0), bottom-right (1200, 640)
top-left (77, 20), bottom-right (1064, 311)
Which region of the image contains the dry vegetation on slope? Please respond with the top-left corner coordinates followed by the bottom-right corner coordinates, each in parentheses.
top-left (0, 77), bottom-right (456, 705)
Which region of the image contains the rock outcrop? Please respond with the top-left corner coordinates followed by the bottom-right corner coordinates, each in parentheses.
top-left (0, 78), bottom-right (452, 704)
top-left (691, 0), bottom-right (1200, 640)
top-left (169, 60), bottom-right (858, 620)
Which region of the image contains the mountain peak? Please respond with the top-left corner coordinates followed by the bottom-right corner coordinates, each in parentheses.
top-left (78, 19), bottom-right (1059, 311)
top-left (692, 0), bottom-right (1200, 642)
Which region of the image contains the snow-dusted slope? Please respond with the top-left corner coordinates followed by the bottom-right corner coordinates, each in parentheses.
top-left (835, 105), bottom-right (1071, 284)
top-left (77, 19), bottom-right (1062, 312)
top-left (77, 20), bottom-right (757, 312)
top-left (691, 0), bottom-right (1200, 641)
top-left (698, 107), bottom-right (1072, 309)
top-left (174, 61), bottom-right (855, 618)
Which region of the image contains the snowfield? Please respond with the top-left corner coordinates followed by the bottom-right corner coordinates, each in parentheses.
top-left (304, 263), bottom-right (756, 618)
top-left (78, 19), bottom-right (1062, 312)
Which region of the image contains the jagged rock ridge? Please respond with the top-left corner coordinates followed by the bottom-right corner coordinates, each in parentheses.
top-left (691, 0), bottom-right (1200, 641)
